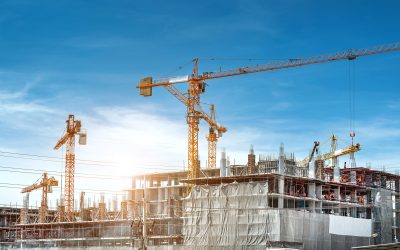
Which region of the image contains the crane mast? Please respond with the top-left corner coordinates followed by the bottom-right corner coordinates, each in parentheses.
top-left (206, 104), bottom-right (226, 169)
top-left (207, 127), bottom-right (217, 169)
top-left (207, 105), bottom-right (217, 169)
top-left (187, 59), bottom-right (203, 178)
top-left (54, 114), bottom-right (87, 220)
top-left (137, 42), bottom-right (400, 180)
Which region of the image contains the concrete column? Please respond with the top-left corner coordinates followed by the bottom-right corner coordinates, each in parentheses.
top-left (308, 161), bottom-right (315, 179)
top-left (132, 178), bottom-right (137, 189)
top-left (307, 183), bottom-right (316, 212)
top-left (278, 143), bottom-right (285, 174)
top-left (395, 192), bottom-right (400, 240)
top-left (333, 161), bottom-right (340, 182)
top-left (278, 176), bottom-right (285, 208)
top-left (220, 149), bottom-right (226, 177)
top-left (350, 207), bottom-right (356, 217)
top-left (308, 183), bottom-right (316, 198)
top-left (315, 184), bottom-right (323, 213)
top-left (351, 190), bottom-right (356, 203)
top-left (167, 177), bottom-right (172, 186)
top-left (158, 188), bottom-right (163, 215)
top-left (334, 186), bottom-right (340, 201)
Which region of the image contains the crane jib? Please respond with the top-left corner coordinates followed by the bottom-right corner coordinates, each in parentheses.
top-left (138, 42), bottom-right (400, 89)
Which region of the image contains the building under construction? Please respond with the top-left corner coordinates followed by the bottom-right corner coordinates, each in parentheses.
top-left (2, 43), bottom-right (400, 249)
top-left (0, 142), bottom-right (398, 250)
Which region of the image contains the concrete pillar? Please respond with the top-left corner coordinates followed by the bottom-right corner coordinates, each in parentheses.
top-left (226, 157), bottom-right (231, 176)
top-left (220, 149), bottom-right (226, 177)
top-left (350, 207), bottom-right (356, 217)
top-left (308, 183), bottom-right (316, 198)
top-left (395, 192), bottom-right (400, 240)
top-left (121, 201), bottom-right (128, 219)
top-left (279, 143), bottom-right (285, 174)
top-left (278, 176), bottom-right (285, 208)
top-left (334, 187), bottom-right (340, 201)
top-left (132, 177), bottom-right (137, 189)
top-left (167, 177), bottom-right (172, 186)
top-left (167, 220), bottom-right (175, 236)
top-left (315, 184), bottom-right (322, 199)
top-left (315, 184), bottom-right (323, 213)
top-left (308, 160), bottom-right (315, 179)
top-left (350, 171), bottom-right (357, 183)
top-left (158, 188), bottom-right (163, 215)
top-left (333, 161), bottom-right (340, 182)
top-left (351, 190), bottom-right (356, 203)
top-left (307, 183), bottom-right (316, 212)
top-left (134, 190), bottom-right (141, 217)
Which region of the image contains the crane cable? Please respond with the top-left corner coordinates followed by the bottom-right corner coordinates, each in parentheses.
top-left (348, 59), bottom-right (356, 144)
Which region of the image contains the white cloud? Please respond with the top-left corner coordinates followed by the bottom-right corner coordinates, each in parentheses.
top-left (78, 105), bottom-right (187, 174)
top-left (0, 76), bottom-right (62, 133)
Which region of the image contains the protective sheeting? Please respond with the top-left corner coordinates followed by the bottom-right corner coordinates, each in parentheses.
top-left (183, 182), bottom-right (272, 248)
top-left (329, 215), bottom-right (372, 237)
top-left (182, 182), bottom-right (370, 250)
top-left (372, 188), bottom-right (393, 244)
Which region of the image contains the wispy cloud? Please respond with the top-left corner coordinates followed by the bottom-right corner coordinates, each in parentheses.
top-left (0, 75), bottom-right (61, 133)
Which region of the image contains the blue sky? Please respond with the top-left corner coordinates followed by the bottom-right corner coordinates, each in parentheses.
top-left (0, 0), bottom-right (399, 207)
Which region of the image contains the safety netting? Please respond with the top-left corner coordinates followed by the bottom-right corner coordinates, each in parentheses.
top-left (182, 182), bottom-right (371, 250)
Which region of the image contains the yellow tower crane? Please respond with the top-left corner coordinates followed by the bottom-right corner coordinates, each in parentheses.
top-left (321, 134), bottom-right (361, 167)
top-left (298, 135), bottom-right (361, 167)
top-left (21, 172), bottom-right (58, 223)
top-left (137, 42), bottom-right (400, 180)
top-left (54, 114), bottom-right (87, 220)
top-left (206, 104), bottom-right (226, 169)
top-left (139, 78), bottom-right (226, 178)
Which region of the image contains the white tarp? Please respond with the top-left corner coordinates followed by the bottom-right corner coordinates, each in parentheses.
top-left (329, 214), bottom-right (372, 237)
top-left (183, 182), bottom-right (371, 249)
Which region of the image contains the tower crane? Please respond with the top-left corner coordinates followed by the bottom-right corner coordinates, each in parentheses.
top-left (137, 42), bottom-right (400, 179)
top-left (297, 135), bottom-right (361, 180)
top-left (139, 79), bottom-right (226, 178)
top-left (321, 134), bottom-right (361, 172)
top-left (206, 104), bottom-right (226, 169)
top-left (21, 172), bottom-right (58, 223)
top-left (54, 114), bottom-right (87, 220)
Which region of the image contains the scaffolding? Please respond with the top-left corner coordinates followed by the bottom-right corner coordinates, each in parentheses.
top-left (2, 147), bottom-right (399, 249)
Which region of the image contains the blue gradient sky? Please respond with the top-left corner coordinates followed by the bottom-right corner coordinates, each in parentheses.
top-left (0, 0), bottom-right (399, 206)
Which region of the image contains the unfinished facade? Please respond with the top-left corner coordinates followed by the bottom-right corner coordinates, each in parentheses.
top-left (2, 144), bottom-right (399, 249)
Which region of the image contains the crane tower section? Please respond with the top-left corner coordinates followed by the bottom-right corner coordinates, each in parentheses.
top-left (54, 114), bottom-right (87, 220)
